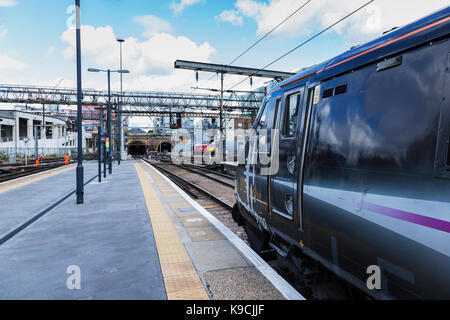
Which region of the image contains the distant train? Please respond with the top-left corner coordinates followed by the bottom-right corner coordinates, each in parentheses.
top-left (233, 7), bottom-right (450, 299)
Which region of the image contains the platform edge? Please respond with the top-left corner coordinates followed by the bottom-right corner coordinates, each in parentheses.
top-left (143, 161), bottom-right (306, 301)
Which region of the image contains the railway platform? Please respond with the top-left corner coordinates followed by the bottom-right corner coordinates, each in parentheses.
top-left (0, 160), bottom-right (303, 300)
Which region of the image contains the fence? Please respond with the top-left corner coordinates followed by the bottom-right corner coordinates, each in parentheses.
top-left (0, 148), bottom-right (93, 162)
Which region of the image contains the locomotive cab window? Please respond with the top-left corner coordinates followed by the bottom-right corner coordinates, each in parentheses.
top-left (253, 101), bottom-right (268, 130)
top-left (256, 98), bottom-right (280, 156)
top-left (255, 102), bottom-right (270, 133)
top-left (283, 93), bottom-right (300, 137)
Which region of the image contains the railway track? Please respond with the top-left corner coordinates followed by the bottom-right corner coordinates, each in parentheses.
top-left (185, 163), bottom-right (234, 179)
top-left (0, 163), bottom-right (69, 183)
top-left (0, 155), bottom-right (96, 168)
top-left (173, 164), bottom-right (235, 188)
top-left (0, 156), bottom-right (96, 183)
top-left (146, 160), bottom-right (234, 210)
top-left (143, 159), bottom-right (247, 243)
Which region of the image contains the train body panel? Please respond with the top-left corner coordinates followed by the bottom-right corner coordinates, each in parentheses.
top-left (235, 6), bottom-right (450, 299)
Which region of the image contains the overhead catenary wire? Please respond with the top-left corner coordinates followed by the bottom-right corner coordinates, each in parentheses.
top-left (206, 0), bottom-right (314, 82)
top-left (229, 0), bottom-right (313, 66)
top-left (227, 0), bottom-right (375, 91)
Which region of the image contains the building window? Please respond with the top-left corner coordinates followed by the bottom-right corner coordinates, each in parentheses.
top-left (33, 120), bottom-right (42, 139)
top-left (0, 125), bottom-right (13, 142)
top-left (46, 122), bottom-right (53, 139)
top-left (19, 118), bottom-right (28, 139)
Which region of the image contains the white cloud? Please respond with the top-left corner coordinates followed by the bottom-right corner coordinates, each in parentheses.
top-left (60, 24), bottom-right (216, 92)
top-left (220, 0), bottom-right (449, 41)
top-left (0, 54), bottom-right (27, 70)
top-left (133, 15), bottom-right (173, 38)
top-left (215, 10), bottom-right (244, 26)
top-left (45, 45), bottom-right (55, 58)
top-left (170, 0), bottom-right (203, 15)
top-left (61, 25), bottom-right (118, 64)
top-left (0, 25), bottom-right (7, 38)
top-left (0, 0), bottom-right (18, 7)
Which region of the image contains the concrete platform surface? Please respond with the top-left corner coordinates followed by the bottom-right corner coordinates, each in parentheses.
top-left (0, 160), bottom-right (302, 300)
top-left (0, 161), bottom-right (166, 300)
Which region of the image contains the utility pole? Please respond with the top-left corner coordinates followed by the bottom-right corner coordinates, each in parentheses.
top-left (220, 73), bottom-right (226, 164)
top-left (117, 38), bottom-right (125, 165)
top-left (42, 105), bottom-right (45, 140)
top-left (34, 126), bottom-right (38, 162)
top-left (87, 67), bottom-right (130, 174)
top-left (75, 0), bottom-right (84, 204)
top-left (97, 107), bottom-right (102, 183)
top-left (103, 108), bottom-right (106, 179)
top-left (107, 69), bottom-right (112, 175)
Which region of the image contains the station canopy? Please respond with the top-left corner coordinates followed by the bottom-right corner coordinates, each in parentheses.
top-left (174, 60), bottom-right (295, 81)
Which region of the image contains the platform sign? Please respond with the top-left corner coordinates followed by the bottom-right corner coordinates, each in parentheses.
top-left (106, 137), bottom-right (110, 152)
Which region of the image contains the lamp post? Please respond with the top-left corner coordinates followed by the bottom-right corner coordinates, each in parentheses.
top-left (87, 68), bottom-right (129, 175)
top-left (101, 107), bottom-right (106, 179)
top-left (23, 137), bottom-right (29, 166)
top-left (95, 106), bottom-right (105, 183)
top-left (107, 69), bottom-right (111, 174)
top-left (75, 0), bottom-right (84, 204)
top-left (98, 118), bottom-right (102, 183)
top-left (117, 38), bottom-right (125, 165)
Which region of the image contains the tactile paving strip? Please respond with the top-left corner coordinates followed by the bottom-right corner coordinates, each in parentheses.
top-left (135, 163), bottom-right (209, 300)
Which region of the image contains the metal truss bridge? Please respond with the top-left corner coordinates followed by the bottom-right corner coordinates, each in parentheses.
top-left (0, 84), bottom-right (264, 119)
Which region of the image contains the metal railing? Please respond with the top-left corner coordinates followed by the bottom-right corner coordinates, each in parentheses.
top-left (0, 147), bottom-right (92, 158)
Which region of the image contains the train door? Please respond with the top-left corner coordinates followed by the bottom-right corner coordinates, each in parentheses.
top-left (246, 101), bottom-right (268, 215)
top-left (251, 97), bottom-right (281, 219)
top-left (269, 86), bottom-right (305, 238)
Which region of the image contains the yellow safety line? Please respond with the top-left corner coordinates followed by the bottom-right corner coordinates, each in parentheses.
top-left (0, 164), bottom-right (76, 194)
top-left (135, 163), bottom-right (209, 300)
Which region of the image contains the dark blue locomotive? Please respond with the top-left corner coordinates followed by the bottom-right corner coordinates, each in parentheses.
top-left (233, 6), bottom-right (450, 299)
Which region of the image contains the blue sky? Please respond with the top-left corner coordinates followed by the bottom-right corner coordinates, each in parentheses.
top-left (0, 0), bottom-right (343, 80)
top-left (0, 0), bottom-right (448, 93)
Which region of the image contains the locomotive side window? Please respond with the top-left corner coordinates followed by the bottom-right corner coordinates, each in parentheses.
top-left (283, 93), bottom-right (300, 137)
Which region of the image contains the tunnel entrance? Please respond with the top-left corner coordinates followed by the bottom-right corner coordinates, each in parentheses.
top-left (128, 141), bottom-right (147, 156)
top-left (158, 142), bottom-right (172, 154)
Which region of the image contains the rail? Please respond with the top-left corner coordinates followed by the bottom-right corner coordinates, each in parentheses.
top-left (145, 159), bottom-right (234, 210)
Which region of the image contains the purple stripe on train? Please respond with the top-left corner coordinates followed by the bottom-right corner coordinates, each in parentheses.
top-left (363, 202), bottom-right (450, 234)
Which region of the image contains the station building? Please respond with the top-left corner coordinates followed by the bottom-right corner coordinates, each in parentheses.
top-left (0, 108), bottom-right (94, 157)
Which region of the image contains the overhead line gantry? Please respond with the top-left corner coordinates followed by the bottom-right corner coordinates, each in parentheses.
top-left (0, 84), bottom-right (263, 119)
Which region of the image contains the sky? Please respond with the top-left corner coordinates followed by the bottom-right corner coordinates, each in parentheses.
top-left (0, 0), bottom-right (448, 126)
